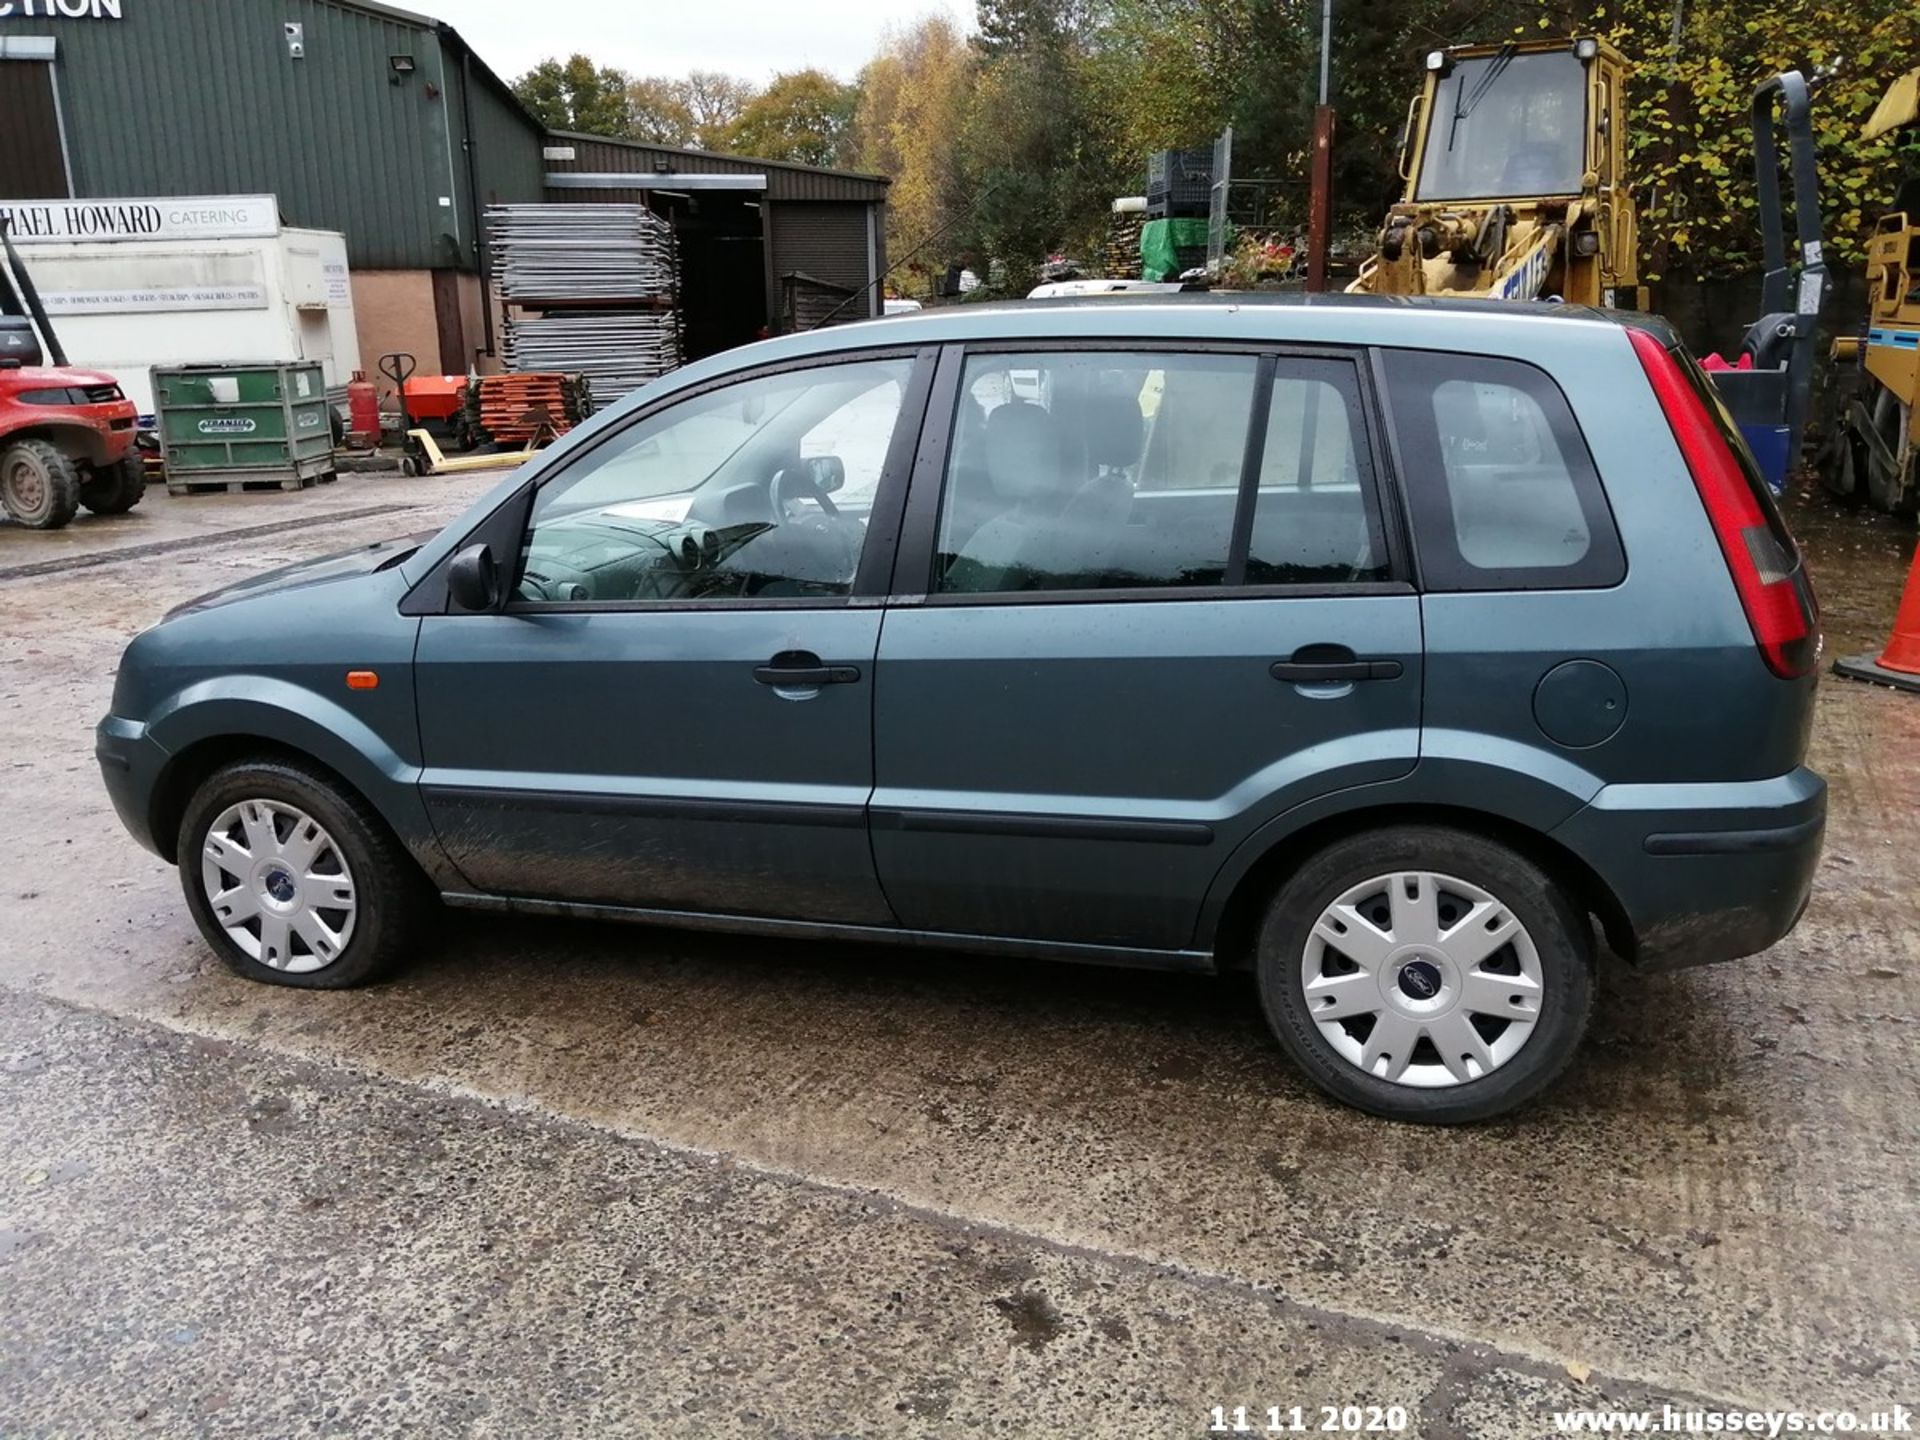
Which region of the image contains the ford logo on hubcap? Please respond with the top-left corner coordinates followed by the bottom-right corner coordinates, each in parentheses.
top-left (1397, 959), bottom-right (1442, 1001)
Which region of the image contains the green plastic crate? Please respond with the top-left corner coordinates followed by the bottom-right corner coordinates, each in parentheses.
top-left (154, 362), bottom-right (336, 491)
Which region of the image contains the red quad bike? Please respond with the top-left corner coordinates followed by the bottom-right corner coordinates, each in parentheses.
top-left (0, 222), bottom-right (141, 530)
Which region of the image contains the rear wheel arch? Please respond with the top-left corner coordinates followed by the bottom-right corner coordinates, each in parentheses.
top-left (1207, 803), bottom-right (1634, 972)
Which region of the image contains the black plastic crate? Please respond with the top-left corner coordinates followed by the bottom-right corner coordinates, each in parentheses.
top-left (1145, 197), bottom-right (1211, 220)
top-left (1147, 148), bottom-right (1214, 214)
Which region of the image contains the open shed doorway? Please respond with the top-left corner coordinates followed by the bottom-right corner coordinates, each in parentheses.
top-left (650, 193), bottom-right (768, 362)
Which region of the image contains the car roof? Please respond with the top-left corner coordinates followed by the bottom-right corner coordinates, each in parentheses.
top-left (651, 291), bottom-right (1675, 398)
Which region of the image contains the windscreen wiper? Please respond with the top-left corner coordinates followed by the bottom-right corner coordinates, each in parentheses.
top-left (1448, 42), bottom-right (1518, 152)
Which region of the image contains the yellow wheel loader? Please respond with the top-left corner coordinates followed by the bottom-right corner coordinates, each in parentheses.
top-left (1349, 36), bottom-right (1642, 307)
top-left (1821, 67), bottom-right (1920, 514)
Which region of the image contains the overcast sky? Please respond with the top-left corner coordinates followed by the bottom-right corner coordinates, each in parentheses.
top-left (431, 0), bottom-right (974, 85)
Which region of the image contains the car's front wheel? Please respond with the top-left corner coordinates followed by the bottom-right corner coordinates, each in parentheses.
top-left (1256, 826), bottom-right (1593, 1124)
top-left (178, 757), bottom-right (431, 988)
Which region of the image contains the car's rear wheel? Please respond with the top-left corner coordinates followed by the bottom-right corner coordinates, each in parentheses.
top-left (178, 757), bottom-right (432, 988)
top-left (1256, 826), bottom-right (1592, 1124)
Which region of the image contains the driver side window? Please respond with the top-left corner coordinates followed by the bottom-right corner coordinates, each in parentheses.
top-left (516, 357), bottom-right (913, 605)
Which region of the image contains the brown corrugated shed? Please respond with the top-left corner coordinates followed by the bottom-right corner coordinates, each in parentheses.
top-left (542, 132), bottom-right (889, 205)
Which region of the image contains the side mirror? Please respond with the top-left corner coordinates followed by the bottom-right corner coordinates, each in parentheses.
top-left (803, 454), bottom-right (846, 494)
top-left (447, 542), bottom-right (501, 612)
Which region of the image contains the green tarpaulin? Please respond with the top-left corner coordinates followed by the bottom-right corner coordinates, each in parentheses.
top-left (1140, 217), bottom-right (1212, 281)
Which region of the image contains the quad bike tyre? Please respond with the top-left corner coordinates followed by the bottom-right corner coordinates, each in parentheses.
top-left (0, 438), bottom-right (83, 530)
top-left (79, 456), bottom-right (147, 516)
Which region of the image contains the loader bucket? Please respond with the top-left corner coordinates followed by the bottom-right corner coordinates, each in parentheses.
top-left (1863, 66), bottom-right (1920, 143)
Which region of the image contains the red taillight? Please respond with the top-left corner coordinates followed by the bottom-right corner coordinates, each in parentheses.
top-left (1627, 328), bottom-right (1818, 679)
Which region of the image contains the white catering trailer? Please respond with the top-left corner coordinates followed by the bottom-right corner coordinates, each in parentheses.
top-left (0, 194), bottom-right (361, 416)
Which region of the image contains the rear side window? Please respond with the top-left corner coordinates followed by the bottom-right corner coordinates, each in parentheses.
top-left (1383, 350), bottom-right (1624, 590)
top-left (931, 349), bottom-right (1389, 595)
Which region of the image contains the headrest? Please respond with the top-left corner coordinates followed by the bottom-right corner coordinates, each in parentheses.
top-left (984, 401), bottom-right (1065, 503)
top-left (1085, 392), bottom-right (1145, 469)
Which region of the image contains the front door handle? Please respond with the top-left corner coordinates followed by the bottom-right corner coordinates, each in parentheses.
top-left (753, 650), bottom-right (862, 686)
top-left (1270, 644), bottom-right (1404, 683)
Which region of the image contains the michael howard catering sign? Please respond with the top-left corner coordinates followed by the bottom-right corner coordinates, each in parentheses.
top-left (0, 196), bottom-right (280, 245)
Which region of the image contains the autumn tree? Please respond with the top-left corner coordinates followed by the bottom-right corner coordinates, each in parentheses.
top-left (856, 16), bottom-right (976, 286)
top-left (722, 70), bottom-right (861, 167)
top-left (626, 76), bottom-right (699, 147)
top-left (1593, 0), bottom-right (1920, 279)
top-left (679, 70), bottom-right (760, 148)
top-left (512, 54), bottom-right (638, 136)
top-left (960, 0), bottom-right (1130, 286)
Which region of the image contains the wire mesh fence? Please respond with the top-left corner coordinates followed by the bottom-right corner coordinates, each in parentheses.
top-left (486, 204), bottom-right (684, 408)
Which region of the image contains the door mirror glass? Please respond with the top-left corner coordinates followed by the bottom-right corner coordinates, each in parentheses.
top-left (448, 542), bottom-right (500, 611)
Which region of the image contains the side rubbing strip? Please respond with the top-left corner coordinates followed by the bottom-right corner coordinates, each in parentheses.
top-left (870, 808), bottom-right (1214, 845)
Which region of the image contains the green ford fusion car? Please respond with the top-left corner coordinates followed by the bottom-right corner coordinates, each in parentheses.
top-left (98, 296), bottom-right (1824, 1122)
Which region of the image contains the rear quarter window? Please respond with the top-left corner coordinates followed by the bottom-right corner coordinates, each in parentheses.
top-left (1382, 349), bottom-right (1625, 591)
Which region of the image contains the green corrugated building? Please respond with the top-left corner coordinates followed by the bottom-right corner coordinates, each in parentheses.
top-left (0, 0), bottom-right (888, 369)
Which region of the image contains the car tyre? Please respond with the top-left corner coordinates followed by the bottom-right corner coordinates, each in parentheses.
top-left (1255, 825), bottom-right (1593, 1124)
top-left (178, 756), bottom-right (434, 989)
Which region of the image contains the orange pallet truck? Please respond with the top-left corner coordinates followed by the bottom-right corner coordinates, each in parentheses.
top-left (1835, 540), bottom-right (1920, 693)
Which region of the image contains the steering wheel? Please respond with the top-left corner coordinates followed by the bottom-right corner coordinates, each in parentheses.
top-left (771, 466), bottom-right (841, 521)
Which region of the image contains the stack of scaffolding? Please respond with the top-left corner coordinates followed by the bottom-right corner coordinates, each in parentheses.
top-left (487, 204), bottom-right (683, 408)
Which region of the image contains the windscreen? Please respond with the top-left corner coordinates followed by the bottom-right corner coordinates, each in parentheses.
top-left (1415, 50), bottom-right (1588, 201)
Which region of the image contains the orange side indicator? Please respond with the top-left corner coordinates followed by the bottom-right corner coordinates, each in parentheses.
top-left (345, 670), bottom-right (380, 691)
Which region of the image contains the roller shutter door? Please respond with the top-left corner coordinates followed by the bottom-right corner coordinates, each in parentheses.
top-left (772, 202), bottom-right (875, 325)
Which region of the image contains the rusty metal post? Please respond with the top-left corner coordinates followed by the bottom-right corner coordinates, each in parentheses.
top-left (1307, 104), bottom-right (1336, 293)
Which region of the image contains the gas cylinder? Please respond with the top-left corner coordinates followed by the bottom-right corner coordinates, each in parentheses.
top-left (346, 370), bottom-right (379, 443)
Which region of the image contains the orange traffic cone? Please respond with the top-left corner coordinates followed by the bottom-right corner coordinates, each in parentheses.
top-left (1835, 538), bottom-right (1920, 694)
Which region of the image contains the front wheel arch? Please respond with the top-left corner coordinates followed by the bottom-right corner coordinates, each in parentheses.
top-left (1208, 803), bottom-right (1634, 974)
top-left (150, 735), bottom-right (422, 882)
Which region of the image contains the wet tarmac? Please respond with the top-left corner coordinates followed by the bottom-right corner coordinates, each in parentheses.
top-left (0, 475), bottom-right (1916, 1436)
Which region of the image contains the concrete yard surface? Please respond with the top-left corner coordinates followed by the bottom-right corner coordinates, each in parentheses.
top-left (0, 475), bottom-right (1916, 1437)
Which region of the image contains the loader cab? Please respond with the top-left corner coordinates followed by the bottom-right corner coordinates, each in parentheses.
top-left (1405, 38), bottom-right (1629, 206)
top-left (1364, 37), bottom-right (1638, 308)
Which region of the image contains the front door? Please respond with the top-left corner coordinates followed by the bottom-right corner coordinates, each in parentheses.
top-left (416, 352), bottom-right (925, 925)
top-left (871, 346), bottom-right (1422, 952)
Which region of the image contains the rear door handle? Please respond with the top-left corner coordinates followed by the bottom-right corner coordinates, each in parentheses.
top-left (1270, 645), bottom-right (1403, 683)
top-left (753, 650), bottom-right (862, 686)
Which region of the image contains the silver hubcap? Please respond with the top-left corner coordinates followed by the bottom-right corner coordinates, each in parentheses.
top-left (1302, 870), bottom-right (1543, 1089)
top-left (200, 800), bottom-right (357, 973)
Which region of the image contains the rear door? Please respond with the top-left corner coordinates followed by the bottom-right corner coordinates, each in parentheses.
top-left (868, 343), bottom-right (1423, 953)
